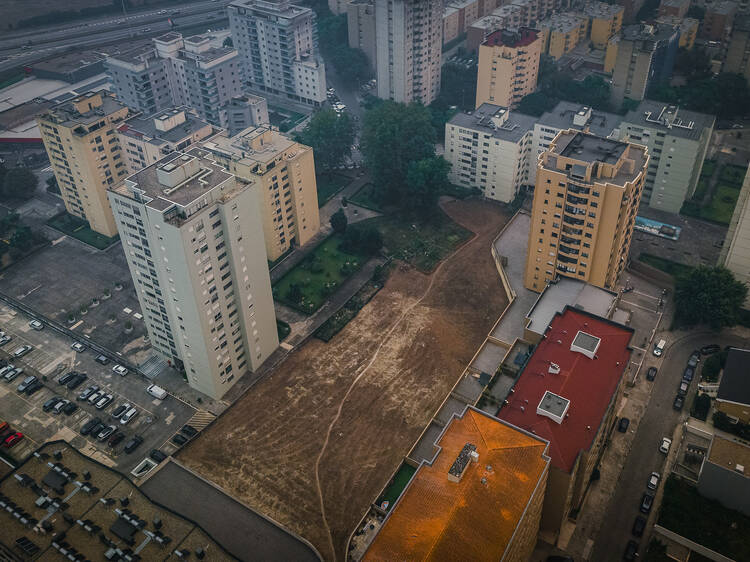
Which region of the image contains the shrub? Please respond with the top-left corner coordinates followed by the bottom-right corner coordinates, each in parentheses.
top-left (691, 393), bottom-right (711, 421)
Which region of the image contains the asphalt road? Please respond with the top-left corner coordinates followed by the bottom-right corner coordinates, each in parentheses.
top-left (590, 331), bottom-right (749, 560)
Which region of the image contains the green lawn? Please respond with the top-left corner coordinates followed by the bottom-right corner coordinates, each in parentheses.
top-left (364, 211), bottom-right (472, 272)
top-left (691, 177), bottom-right (709, 201)
top-left (273, 235), bottom-right (366, 314)
top-left (659, 475), bottom-right (750, 561)
top-left (349, 183), bottom-right (383, 212)
top-left (639, 253), bottom-right (694, 279)
top-left (701, 184), bottom-right (741, 224)
top-left (719, 164), bottom-right (746, 187)
top-left (268, 105), bottom-right (306, 133)
top-left (376, 463), bottom-right (416, 511)
top-left (700, 159), bottom-right (717, 179)
top-left (47, 213), bottom-right (119, 250)
top-left (316, 173), bottom-right (350, 207)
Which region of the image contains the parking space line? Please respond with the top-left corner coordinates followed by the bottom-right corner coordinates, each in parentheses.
top-left (632, 290), bottom-right (660, 301)
top-left (620, 299), bottom-right (659, 314)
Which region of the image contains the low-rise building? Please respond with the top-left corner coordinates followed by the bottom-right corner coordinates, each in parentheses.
top-left (720, 164), bottom-right (750, 307)
top-left (725, 15), bottom-right (750, 83)
top-left (585, 1), bottom-right (624, 49)
top-left (476, 28), bottom-right (542, 109)
top-left (697, 435), bottom-right (750, 516)
top-left (539, 13), bottom-right (589, 59)
top-left (445, 104), bottom-right (536, 203)
top-left (117, 108), bottom-right (215, 175)
top-left (497, 306), bottom-right (634, 541)
top-left (619, 100), bottom-right (715, 214)
top-left (363, 406), bottom-right (550, 562)
top-left (654, 15), bottom-right (700, 49)
top-left (200, 127), bottom-right (321, 261)
top-left (530, 102), bottom-right (623, 185)
top-left (659, 0), bottom-right (690, 18)
top-left (524, 131), bottom-right (647, 292)
top-left (715, 348), bottom-right (750, 423)
top-left (225, 95), bottom-right (270, 135)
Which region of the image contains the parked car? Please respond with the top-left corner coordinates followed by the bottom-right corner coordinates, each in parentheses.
top-left (3, 432), bottom-right (23, 448)
top-left (53, 399), bottom-right (69, 415)
top-left (632, 515), bottom-right (647, 537)
top-left (71, 342), bottom-right (86, 352)
top-left (120, 407), bottom-right (138, 425)
top-left (97, 425), bottom-right (117, 442)
top-left (112, 364), bottom-right (128, 376)
top-left (0, 334), bottom-right (11, 346)
top-left (29, 319), bottom-right (44, 330)
top-left (95, 354), bottom-right (110, 365)
top-left (147, 384), bottom-right (167, 400)
top-left (78, 384), bottom-right (99, 401)
top-left (618, 417), bottom-right (630, 432)
top-left (646, 366), bottom-right (657, 381)
top-left (66, 373), bottom-right (87, 390)
top-left (660, 437), bottom-right (672, 454)
top-left (624, 540), bottom-right (639, 561)
top-left (171, 433), bottom-right (188, 446)
top-left (95, 394), bottom-right (113, 410)
top-left (682, 367), bottom-right (694, 382)
top-left (123, 435), bottom-right (143, 454)
top-left (181, 425), bottom-right (198, 437)
top-left (701, 344), bottom-right (721, 355)
top-left (42, 396), bottom-right (62, 412)
top-left (4, 368), bottom-right (22, 383)
top-left (17, 375), bottom-right (37, 393)
top-left (80, 417), bottom-right (102, 436)
top-left (640, 492), bottom-right (654, 513)
top-left (0, 421), bottom-right (8, 437)
top-left (13, 345), bottom-right (33, 358)
top-left (0, 364), bottom-right (14, 378)
top-left (111, 404), bottom-right (130, 419)
top-left (57, 371), bottom-right (77, 385)
top-left (150, 449), bottom-right (168, 463)
top-left (87, 390), bottom-right (104, 405)
top-left (108, 432), bottom-right (125, 447)
top-left (687, 351), bottom-right (700, 368)
top-left (647, 471), bottom-right (661, 490)
top-left (26, 380), bottom-right (43, 395)
top-left (678, 381), bottom-right (689, 396)
top-left (62, 402), bottom-right (78, 415)
top-left (673, 395), bottom-right (685, 410)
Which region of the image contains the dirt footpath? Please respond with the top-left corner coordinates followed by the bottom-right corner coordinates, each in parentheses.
top-left (178, 199), bottom-right (511, 561)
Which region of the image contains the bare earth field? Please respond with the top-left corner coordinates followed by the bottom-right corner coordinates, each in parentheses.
top-left (178, 199), bottom-right (511, 561)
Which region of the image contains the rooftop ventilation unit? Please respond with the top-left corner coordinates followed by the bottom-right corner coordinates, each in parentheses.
top-left (537, 390), bottom-right (570, 424)
top-left (570, 330), bottom-right (601, 359)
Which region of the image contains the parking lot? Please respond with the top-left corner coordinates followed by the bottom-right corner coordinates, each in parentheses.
top-left (0, 303), bottom-right (202, 474)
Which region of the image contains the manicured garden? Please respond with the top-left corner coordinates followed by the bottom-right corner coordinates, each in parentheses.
top-left (316, 173), bottom-right (350, 207)
top-left (273, 235), bottom-right (367, 314)
top-left (700, 184), bottom-right (741, 224)
top-left (681, 162), bottom-right (745, 225)
top-left (659, 475), bottom-right (750, 561)
top-left (638, 253), bottom-right (694, 279)
top-left (47, 213), bottom-right (119, 250)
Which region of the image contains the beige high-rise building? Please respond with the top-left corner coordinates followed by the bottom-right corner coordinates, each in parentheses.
top-left (539, 13), bottom-right (588, 59)
top-left (476, 28), bottom-right (542, 109)
top-left (200, 127), bottom-right (321, 262)
top-left (108, 147), bottom-right (278, 399)
top-left (37, 91), bottom-right (130, 237)
top-left (585, 2), bottom-right (624, 48)
top-left (524, 130), bottom-right (647, 292)
top-left (719, 164), bottom-right (750, 308)
top-left (348, 0), bottom-right (377, 72)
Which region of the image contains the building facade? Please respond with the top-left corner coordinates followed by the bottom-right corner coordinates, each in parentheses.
top-left (445, 104), bottom-right (536, 203)
top-left (37, 91), bottom-right (130, 237)
top-left (375, 0), bottom-right (443, 105)
top-left (610, 24), bottom-right (679, 109)
top-left (228, 0), bottom-right (327, 107)
top-left (117, 108), bottom-right (215, 175)
top-left (348, 0), bottom-right (378, 72)
top-left (108, 148), bottom-right (278, 399)
top-left (697, 435), bottom-right (750, 516)
top-left (619, 101), bottom-right (714, 214)
top-left (200, 127), bottom-right (321, 262)
top-left (476, 28), bottom-right (542, 108)
top-left (720, 164), bottom-right (750, 307)
top-left (538, 13), bottom-right (589, 59)
top-left (106, 32), bottom-right (244, 128)
top-left (725, 15), bottom-right (750, 83)
top-left (524, 131), bottom-right (647, 292)
top-left (585, 2), bottom-right (624, 48)
top-left (225, 94), bottom-right (270, 135)
top-left (659, 0), bottom-right (690, 18)
top-left (703, 0), bottom-right (738, 40)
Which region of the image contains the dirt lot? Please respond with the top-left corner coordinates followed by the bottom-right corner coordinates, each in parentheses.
top-left (178, 199), bottom-right (511, 561)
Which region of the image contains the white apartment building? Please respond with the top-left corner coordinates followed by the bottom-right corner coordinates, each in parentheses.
top-left (228, 0), bottom-right (327, 107)
top-left (375, 0), bottom-right (443, 104)
top-left (720, 164), bottom-right (750, 308)
top-left (530, 102), bottom-right (623, 185)
top-left (117, 108), bottom-right (214, 175)
top-left (108, 147), bottom-right (278, 399)
top-left (445, 104), bottom-right (536, 202)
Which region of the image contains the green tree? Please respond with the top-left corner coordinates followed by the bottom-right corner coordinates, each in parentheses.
top-left (9, 225), bottom-right (33, 252)
top-left (287, 283), bottom-right (303, 304)
top-left (359, 226), bottom-right (383, 255)
top-left (650, 73), bottom-right (750, 119)
top-left (687, 5), bottom-right (705, 19)
top-left (518, 92), bottom-right (555, 117)
top-left (674, 266), bottom-right (748, 329)
top-left (361, 101), bottom-right (436, 203)
top-left (296, 109), bottom-right (356, 173)
top-left (404, 156), bottom-right (451, 216)
top-left (2, 167), bottom-right (37, 200)
top-left (330, 208), bottom-right (348, 234)
top-left (435, 63), bottom-right (477, 111)
top-left (223, 37), bottom-right (233, 48)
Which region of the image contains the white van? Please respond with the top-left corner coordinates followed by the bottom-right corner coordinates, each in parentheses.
top-left (653, 339), bottom-right (666, 357)
top-left (147, 384), bottom-right (168, 400)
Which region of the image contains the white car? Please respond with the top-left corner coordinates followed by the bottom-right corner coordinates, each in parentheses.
top-left (71, 342), bottom-right (86, 352)
top-left (29, 320), bottom-right (43, 330)
top-left (647, 471), bottom-right (661, 490)
top-left (0, 335), bottom-right (10, 346)
top-left (112, 364), bottom-right (128, 377)
top-left (13, 345), bottom-right (33, 357)
top-left (120, 407), bottom-right (138, 425)
top-left (659, 437), bottom-right (672, 454)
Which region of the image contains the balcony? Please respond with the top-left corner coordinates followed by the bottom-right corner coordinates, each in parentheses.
top-left (563, 214), bottom-right (585, 226)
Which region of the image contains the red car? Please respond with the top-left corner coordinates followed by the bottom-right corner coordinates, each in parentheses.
top-left (3, 432), bottom-right (23, 448)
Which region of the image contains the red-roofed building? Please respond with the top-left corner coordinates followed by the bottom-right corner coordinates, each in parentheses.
top-left (497, 306), bottom-right (633, 542)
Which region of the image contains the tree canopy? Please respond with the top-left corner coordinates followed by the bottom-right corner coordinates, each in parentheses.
top-left (435, 62), bottom-right (477, 111)
top-left (404, 156), bottom-right (451, 216)
top-left (650, 73), bottom-right (750, 120)
top-left (330, 208), bottom-right (347, 234)
top-left (314, 10), bottom-right (372, 87)
top-left (296, 109), bottom-right (356, 173)
top-left (673, 266), bottom-right (748, 330)
top-left (361, 101), bottom-right (437, 204)
top-left (2, 167), bottom-right (37, 201)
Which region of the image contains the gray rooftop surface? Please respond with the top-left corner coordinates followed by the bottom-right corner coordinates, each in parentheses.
top-left (107, 43), bottom-right (160, 66)
top-left (470, 340), bottom-right (509, 375)
top-left (717, 348), bottom-right (750, 405)
top-left (435, 396), bottom-right (471, 427)
top-left (408, 422), bottom-right (443, 464)
top-left (622, 99), bottom-right (716, 141)
top-left (526, 278), bottom-right (617, 335)
top-left (40, 90), bottom-right (127, 127)
top-left (448, 104), bottom-right (538, 143)
top-left (141, 459), bottom-right (321, 561)
top-left (622, 22), bottom-right (679, 42)
top-left (121, 108), bottom-right (212, 146)
top-left (539, 101), bottom-right (623, 138)
top-left (556, 131), bottom-right (628, 164)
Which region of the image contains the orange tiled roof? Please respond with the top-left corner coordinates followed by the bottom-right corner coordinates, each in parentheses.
top-left (363, 408), bottom-right (549, 562)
